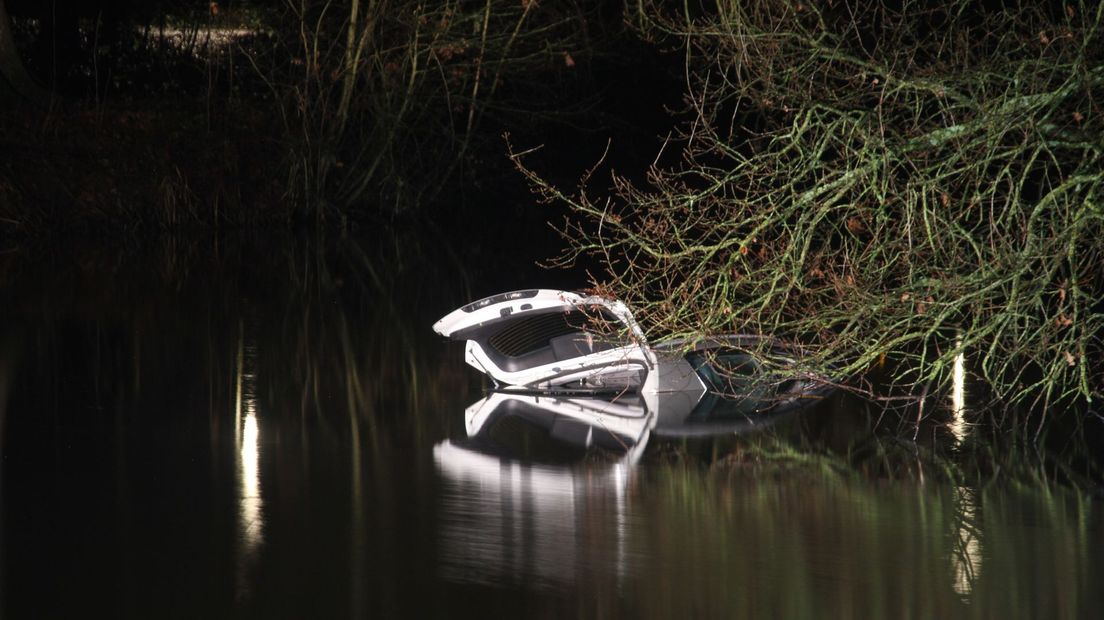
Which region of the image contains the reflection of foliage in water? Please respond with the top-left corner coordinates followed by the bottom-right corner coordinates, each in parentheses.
top-left (0, 230), bottom-right (480, 613)
top-left (1, 234), bottom-right (1102, 617)
top-left (652, 390), bottom-right (1103, 490)
top-left (261, 233), bottom-right (477, 438)
top-left (0, 231), bottom-right (476, 439)
top-left (613, 468), bottom-right (1100, 620)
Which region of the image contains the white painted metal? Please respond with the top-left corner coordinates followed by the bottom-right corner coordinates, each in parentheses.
top-left (435, 289), bottom-right (658, 391)
top-left (435, 289), bottom-right (829, 398)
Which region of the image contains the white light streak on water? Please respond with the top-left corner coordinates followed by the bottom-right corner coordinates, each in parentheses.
top-left (240, 413), bottom-right (263, 542)
top-left (235, 334), bottom-right (264, 603)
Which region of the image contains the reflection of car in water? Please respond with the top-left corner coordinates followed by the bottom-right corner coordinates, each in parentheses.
top-left (432, 387), bottom-right (824, 590)
top-left (444, 383), bottom-right (819, 473)
top-left (461, 391), bottom-right (652, 463)
top-left (433, 289), bottom-right (835, 404)
top-left (434, 391), bottom-right (646, 589)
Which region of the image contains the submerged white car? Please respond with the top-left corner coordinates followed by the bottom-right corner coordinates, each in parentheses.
top-left (433, 289), bottom-right (834, 404)
top-left (433, 289), bottom-right (654, 392)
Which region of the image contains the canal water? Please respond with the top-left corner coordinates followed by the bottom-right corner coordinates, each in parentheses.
top-left (1, 233), bottom-right (1100, 618)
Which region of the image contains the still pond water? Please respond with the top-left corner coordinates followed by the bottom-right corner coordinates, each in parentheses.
top-left (0, 233), bottom-right (1101, 618)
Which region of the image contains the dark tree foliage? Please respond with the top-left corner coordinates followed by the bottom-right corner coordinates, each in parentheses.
top-left (0, 0), bottom-right (47, 103)
top-left (264, 0), bottom-right (613, 217)
top-left (1, 1), bottom-right (621, 225)
top-left (514, 0), bottom-right (1104, 414)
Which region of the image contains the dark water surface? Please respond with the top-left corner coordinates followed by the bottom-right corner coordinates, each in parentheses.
top-left (1, 233), bottom-right (1101, 619)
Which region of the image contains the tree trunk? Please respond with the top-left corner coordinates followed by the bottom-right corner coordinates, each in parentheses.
top-left (0, 0), bottom-right (49, 105)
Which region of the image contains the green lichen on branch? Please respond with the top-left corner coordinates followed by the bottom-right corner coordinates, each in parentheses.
top-left (513, 0), bottom-right (1104, 412)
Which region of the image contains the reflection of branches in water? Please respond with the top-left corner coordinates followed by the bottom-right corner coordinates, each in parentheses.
top-left (951, 485), bottom-right (982, 600)
top-left (628, 468), bottom-right (1100, 619)
top-left (270, 233), bottom-right (476, 441)
top-left (0, 231), bottom-right (476, 441)
top-left (0, 333), bottom-right (13, 608)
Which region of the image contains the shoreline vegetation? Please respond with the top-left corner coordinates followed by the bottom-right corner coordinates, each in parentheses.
top-left (0, 103), bottom-right (284, 231)
top-left (513, 0), bottom-right (1103, 448)
top-left (0, 1), bottom-right (640, 231)
top-left (1, 1), bottom-right (1102, 488)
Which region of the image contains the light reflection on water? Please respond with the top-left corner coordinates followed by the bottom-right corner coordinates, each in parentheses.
top-left (431, 390), bottom-right (1101, 618)
top-left (235, 329), bottom-right (264, 603)
top-left (433, 442), bottom-right (1099, 618)
top-left (0, 336), bottom-right (11, 611)
top-left (434, 441), bottom-right (638, 590)
top-left (0, 236), bottom-right (1101, 618)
